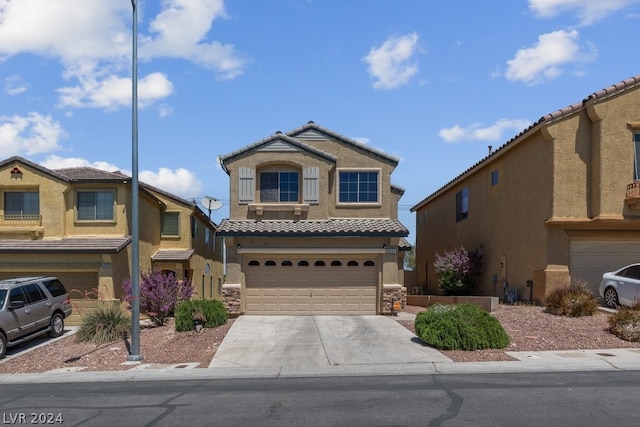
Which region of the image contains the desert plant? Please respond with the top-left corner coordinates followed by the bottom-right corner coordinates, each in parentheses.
top-left (544, 280), bottom-right (598, 317)
top-left (414, 303), bottom-right (509, 350)
top-left (433, 247), bottom-right (484, 294)
top-left (608, 303), bottom-right (640, 342)
top-left (75, 303), bottom-right (131, 344)
top-left (122, 269), bottom-right (194, 326)
top-left (174, 299), bottom-right (228, 331)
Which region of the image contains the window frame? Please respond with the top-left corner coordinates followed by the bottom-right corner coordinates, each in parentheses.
top-left (76, 190), bottom-right (115, 221)
top-left (259, 171), bottom-right (300, 203)
top-left (634, 132), bottom-right (640, 181)
top-left (3, 191), bottom-right (39, 216)
top-left (161, 211), bottom-right (180, 237)
top-left (337, 169), bottom-right (381, 205)
top-left (455, 187), bottom-right (469, 222)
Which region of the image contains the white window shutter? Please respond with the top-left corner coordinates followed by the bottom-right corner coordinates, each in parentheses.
top-left (303, 167), bottom-right (319, 203)
top-left (238, 167), bottom-right (255, 204)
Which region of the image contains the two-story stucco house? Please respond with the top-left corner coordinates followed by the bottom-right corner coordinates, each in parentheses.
top-left (217, 122), bottom-right (410, 315)
top-left (411, 74), bottom-right (640, 302)
top-left (0, 157), bottom-right (224, 324)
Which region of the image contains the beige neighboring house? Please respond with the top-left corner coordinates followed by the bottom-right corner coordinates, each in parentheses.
top-left (0, 157), bottom-right (224, 324)
top-left (411, 74), bottom-right (640, 302)
top-left (217, 121), bottom-right (410, 315)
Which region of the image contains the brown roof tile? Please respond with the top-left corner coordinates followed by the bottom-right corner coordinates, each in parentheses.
top-left (0, 237), bottom-right (131, 253)
top-left (217, 218), bottom-right (408, 237)
top-left (151, 249), bottom-right (195, 261)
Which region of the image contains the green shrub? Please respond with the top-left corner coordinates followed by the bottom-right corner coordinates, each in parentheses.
top-left (608, 304), bottom-right (640, 342)
top-left (174, 299), bottom-right (228, 331)
top-left (414, 303), bottom-right (509, 350)
top-left (544, 280), bottom-right (598, 317)
top-left (75, 303), bottom-right (131, 344)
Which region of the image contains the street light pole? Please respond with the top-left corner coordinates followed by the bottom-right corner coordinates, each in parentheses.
top-left (127, 0), bottom-right (143, 362)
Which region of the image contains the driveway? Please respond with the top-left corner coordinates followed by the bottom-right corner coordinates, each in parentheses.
top-left (209, 316), bottom-right (451, 368)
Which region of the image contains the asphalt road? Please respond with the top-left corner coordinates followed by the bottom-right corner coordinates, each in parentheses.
top-left (1, 371), bottom-right (638, 426)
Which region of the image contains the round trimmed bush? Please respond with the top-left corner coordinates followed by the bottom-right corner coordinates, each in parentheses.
top-left (414, 303), bottom-right (509, 350)
top-left (544, 280), bottom-right (597, 317)
top-left (175, 299), bottom-right (228, 331)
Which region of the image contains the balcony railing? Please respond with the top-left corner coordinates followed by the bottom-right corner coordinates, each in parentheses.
top-left (627, 182), bottom-right (640, 198)
top-left (0, 215), bottom-right (42, 226)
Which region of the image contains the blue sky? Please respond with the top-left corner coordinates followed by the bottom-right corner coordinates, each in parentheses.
top-left (2, 0), bottom-right (640, 240)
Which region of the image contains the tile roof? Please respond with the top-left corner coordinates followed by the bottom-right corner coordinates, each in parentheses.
top-left (399, 237), bottom-right (412, 250)
top-left (54, 167), bottom-right (129, 181)
top-left (217, 218), bottom-right (409, 237)
top-left (410, 74), bottom-right (640, 212)
top-left (0, 237), bottom-right (131, 253)
top-left (151, 249), bottom-right (195, 261)
top-left (0, 156), bottom-right (69, 182)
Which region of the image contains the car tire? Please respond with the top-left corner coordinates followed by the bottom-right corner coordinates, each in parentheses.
top-left (603, 287), bottom-right (619, 309)
top-left (47, 313), bottom-right (65, 338)
top-left (0, 334), bottom-right (6, 359)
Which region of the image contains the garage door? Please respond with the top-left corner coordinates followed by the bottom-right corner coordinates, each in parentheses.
top-left (0, 271), bottom-right (98, 296)
top-left (570, 240), bottom-right (640, 295)
top-left (244, 257), bottom-right (378, 315)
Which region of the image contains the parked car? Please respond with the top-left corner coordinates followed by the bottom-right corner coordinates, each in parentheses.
top-left (599, 263), bottom-right (640, 309)
top-left (0, 276), bottom-right (72, 359)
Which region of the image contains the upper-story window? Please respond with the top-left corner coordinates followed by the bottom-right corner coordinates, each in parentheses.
top-left (634, 133), bottom-right (640, 180)
top-left (338, 171), bottom-right (379, 203)
top-left (77, 190), bottom-right (114, 221)
top-left (455, 187), bottom-right (469, 222)
top-left (491, 169), bottom-right (499, 186)
top-left (4, 191), bottom-right (39, 216)
top-left (162, 212), bottom-right (179, 236)
top-left (260, 172), bottom-right (299, 202)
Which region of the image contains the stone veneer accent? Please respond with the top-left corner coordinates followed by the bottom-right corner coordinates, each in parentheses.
top-left (222, 284), bottom-right (242, 317)
top-left (382, 284), bottom-right (406, 315)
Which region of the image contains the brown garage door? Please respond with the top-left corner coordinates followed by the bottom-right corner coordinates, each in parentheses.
top-left (244, 256), bottom-right (378, 315)
top-left (0, 271), bottom-right (98, 296)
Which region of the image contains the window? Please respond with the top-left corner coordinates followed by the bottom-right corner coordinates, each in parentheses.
top-left (634, 133), bottom-right (640, 180)
top-left (260, 172), bottom-right (299, 202)
top-left (347, 261), bottom-right (358, 266)
top-left (314, 260), bottom-right (326, 266)
top-left (162, 212), bottom-right (179, 236)
top-left (4, 191), bottom-right (39, 216)
top-left (456, 187), bottom-right (469, 222)
top-left (23, 284), bottom-right (45, 303)
top-left (491, 169), bottom-right (499, 186)
top-left (330, 260), bottom-right (342, 266)
top-left (281, 260), bottom-right (293, 266)
top-left (78, 191), bottom-right (114, 220)
top-left (339, 171), bottom-right (378, 203)
top-left (191, 217), bottom-right (198, 238)
top-left (205, 228), bottom-right (211, 246)
top-left (248, 260), bottom-right (260, 266)
top-left (364, 260), bottom-right (375, 267)
top-left (298, 260), bottom-right (309, 266)
top-left (265, 260), bottom-right (276, 266)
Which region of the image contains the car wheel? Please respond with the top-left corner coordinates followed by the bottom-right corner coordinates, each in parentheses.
top-left (47, 313), bottom-right (65, 338)
top-left (603, 287), bottom-right (619, 309)
top-left (0, 334), bottom-right (6, 359)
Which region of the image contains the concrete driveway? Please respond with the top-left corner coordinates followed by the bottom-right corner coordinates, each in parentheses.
top-left (209, 316), bottom-right (451, 369)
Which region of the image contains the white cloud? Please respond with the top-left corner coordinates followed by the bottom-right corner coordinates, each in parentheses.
top-left (439, 119), bottom-right (532, 143)
top-left (57, 71), bottom-right (174, 111)
top-left (4, 75), bottom-right (28, 95)
top-left (140, 168), bottom-right (203, 199)
top-left (141, 0), bottom-right (247, 80)
top-left (40, 155), bottom-right (123, 173)
top-left (0, 113), bottom-right (64, 155)
top-left (529, 0), bottom-right (640, 25)
top-left (0, 1), bottom-right (247, 111)
top-left (363, 33), bottom-right (420, 89)
top-left (40, 155), bottom-right (203, 199)
top-left (505, 30), bottom-right (593, 84)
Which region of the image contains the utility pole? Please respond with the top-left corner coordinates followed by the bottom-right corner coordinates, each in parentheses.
top-left (127, 0), bottom-right (143, 362)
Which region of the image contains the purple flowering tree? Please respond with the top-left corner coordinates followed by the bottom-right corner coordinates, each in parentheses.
top-left (122, 269), bottom-right (194, 326)
top-left (433, 247), bottom-right (483, 294)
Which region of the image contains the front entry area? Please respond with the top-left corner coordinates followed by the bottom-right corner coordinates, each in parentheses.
top-left (244, 256), bottom-right (379, 315)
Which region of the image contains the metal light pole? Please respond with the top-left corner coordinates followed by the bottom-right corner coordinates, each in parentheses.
top-left (127, 0), bottom-right (143, 362)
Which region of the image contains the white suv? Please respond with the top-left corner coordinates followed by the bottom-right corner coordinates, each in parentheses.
top-left (0, 277), bottom-right (73, 359)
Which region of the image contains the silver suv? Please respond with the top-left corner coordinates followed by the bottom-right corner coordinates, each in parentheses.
top-left (0, 277), bottom-right (73, 359)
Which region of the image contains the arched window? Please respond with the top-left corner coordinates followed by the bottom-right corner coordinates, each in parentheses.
top-left (364, 260), bottom-right (375, 267)
top-left (265, 260), bottom-right (276, 266)
top-left (330, 260), bottom-right (342, 267)
top-left (314, 260), bottom-right (326, 266)
top-left (298, 260), bottom-right (309, 266)
top-left (347, 260), bottom-right (358, 267)
top-left (248, 260), bottom-right (259, 266)
top-left (282, 260), bottom-right (293, 266)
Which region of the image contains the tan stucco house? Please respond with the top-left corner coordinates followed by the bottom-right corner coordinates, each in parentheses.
top-left (217, 121), bottom-right (410, 315)
top-left (0, 157), bottom-right (224, 324)
top-left (411, 74), bottom-right (640, 302)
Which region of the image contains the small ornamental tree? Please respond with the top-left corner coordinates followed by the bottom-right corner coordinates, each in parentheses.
top-left (122, 269), bottom-right (194, 326)
top-left (434, 247), bottom-right (483, 294)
